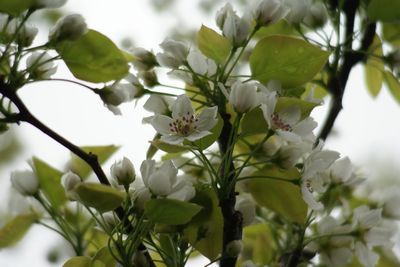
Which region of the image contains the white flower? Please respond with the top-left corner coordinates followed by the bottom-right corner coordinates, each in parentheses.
top-left (353, 206), bottom-right (382, 230)
top-left (216, 3), bottom-right (251, 47)
top-left (253, 0), bottom-right (289, 27)
top-left (235, 194), bottom-right (256, 226)
top-left (111, 157), bottom-right (136, 186)
top-left (156, 38), bottom-right (189, 69)
top-left (11, 170), bottom-right (39, 196)
top-left (150, 94), bottom-right (218, 145)
top-left (260, 92), bottom-right (317, 143)
top-left (284, 0), bottom-right (311, 24)
top-left (355, 241), bottom-right (379, 267)
top-left (26, 52), bottom-right (57, 79)
top-left (140, 160), bottom-right (195, 201)
top-left (329, 156), bottom-right (353, 183)
top-left (61, 171), bottom-right (81, 200)
top-left (34, 0), bottom-right (67, 8)
top-left (278, 141), bottom-right (312, 168)
top-left (49, 14), bottom-right (88, 42)
top-left (228, 81), bottom-right (259, 113)
top-left (142, 95), bottom-right (174, 124)
top-left (303, 2), bottom-right (328, 28)
top-left (187, 50), bottom-right (217, 76)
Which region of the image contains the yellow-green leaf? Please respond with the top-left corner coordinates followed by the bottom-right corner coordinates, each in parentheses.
top-left (56, 30), bottom-right (129, 83)
top-left (243, 224), bottom-right (275, 265)
top-left (197, 25), bottom-right (231, 64)
top-left (144, 199), bottom-right (202, 225)
top-left (63, 256), bottom-right (91, 267)
top-left (241, 107), bottom-right (269, 135)
top-left (364, 35), bottom-right (384, 97)
top-left (367, 0), bottom-right (400, 22)
top-left (92, 247), bottom-right (117, 267)
top-left (250, 35), bottom-right (330, 88)
top-left (0, 0), bottom-right (33, 16)
top-left (32, 157), bottom-right (67, 209)
top-left (69, 145), bottom-right (119, 179)
top-left (246, 165), bottom-right (307, 224)
top-left (192, 114), bottom-right (223, 150)
top-left (151, 139), bottom-right (188, 154)
top-left (75, 183), bottom-right (125, 213)
top-left (0, 214), bottom-right (37, 248)
top-left (382, 23), bottom-right (400, 47)
top-left (384, 71), bottom-right (400, 104)
top-left (184, 188), bottom-right (223, 260)
top-left (275, 97), bottom-right (320, 119)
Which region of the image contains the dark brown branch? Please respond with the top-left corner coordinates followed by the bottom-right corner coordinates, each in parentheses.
top-left (317, 0), bottom-right (376, 141)
top-left (0, 82), bottom-right (155, 267)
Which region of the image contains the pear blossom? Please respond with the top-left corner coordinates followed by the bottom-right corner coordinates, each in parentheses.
top-left (216, 3), bottom-right (251, 47)
top-left (142, 95), bottom-right (174, 124)
top-left (11, 170), bottom-right (39, 196)
top-left (110, 157), bottom-right (136, 186)
top-left (156, 38), bottom-right (189, 69)
top-left (61, 171), bottom-right (81, 200)
top-left (278, 141), bottom-right (312, 169)
top-left (301, 142), bottom-right (339, 210)
top-left (283, 0), bottom-right (311, 24)
top-left (130, 47), bottom-right (158, 71)
top-left (49, 14), bottom-right (88, 42)
top-left (187, 50), bottom-right (217, 76)
top-left (253, 0), bottom-right (289, 27)
top-left (139, 159), bottom-right (195, 201)
top-left (228, 81), bottom-right (259, 113)
top-left (355, 241), bottom-right (379, 267)
top-left (329, 156), bottom-right (353, 183)
top-left (150, 94), bottom-right (218, 145)
top-left (260, 91), bottom-right (317, 143)
top-left (18, 24), bottom-right (39, 47)
top-left (26, 52), bottom-right (57, 79)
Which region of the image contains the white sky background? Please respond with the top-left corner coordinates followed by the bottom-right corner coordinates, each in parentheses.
top-left (1, 0), bottom-right (400, 266)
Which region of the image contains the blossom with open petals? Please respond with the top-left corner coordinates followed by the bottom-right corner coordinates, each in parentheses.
top-left (150, 95), bottom-right (218, 145)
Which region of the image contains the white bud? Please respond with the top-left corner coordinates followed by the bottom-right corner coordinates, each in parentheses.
top-left (253, 0), bottom-right (289, 27)
top-left (111, 157), bottom-right (136, 186)
top-left (222, 10), bottom-right (251, 47)
top-left (130, 47), bottom-right (158, 71)
top-left (225, 240), bottom-right (243, 257)
top-left (102, 212), bottom-right (120, 230)
top-left (229, 81), bottom-right (259, 113)
top-left (235, 194), bottom-right (256, 226)
top-left (26, 52), bottom-right (57, 79)
top-left (61, 171), bottom-right (81, 200)
top-left (216, 3), bottom-right (234, 30)
top-left (156, 38), bottom-right (189, 69)
top-left (49, 14), bottom-right (88, 43)
top-left (11, 170), bottom-right (39, 196)
top-left (303, 2), bottom-right (328, 28)
top-left (284, 0), bottom-right (311, 24)
top-left (18, 24), bottom-right (39, 47)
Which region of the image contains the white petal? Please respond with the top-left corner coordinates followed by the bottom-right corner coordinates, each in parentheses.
top-left (292, 117), bottom-right (317, 136)
top-left (187, 50), bottom-right (208, 75)
top-left (195, 106), bottom-right (218, 131)
top-left (143, 95), bottom-right (170, 114)
top-left (186, 130), bottom-right (212, 141)
top-left (159, 160), bottom-right (178, 184)
top-left (148, 171), bottom-right (172, 196)
top-left (301, 181), bottom-right (323, 210)
top-left (355, 241), bottom-right (379, 267)
top-left (276, 129), bottom-right (302, 143)
top-left (160, 135), bottom-right (185, 145)
top-left (140, 159), bottom-right (156, 186)
top-left (171, 95), bottom-right (194, 119)
top-left (330, 156), bottom-right (352, 182)
top-left (150, 115), bottom-right (174, 135)
top-left (279, 106), bottom-right (301, 125)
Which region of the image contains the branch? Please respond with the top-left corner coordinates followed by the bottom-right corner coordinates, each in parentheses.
top-left (317, 0), bottom-right (376, 141)
top-left (0, 82), bottom-right (156, 267)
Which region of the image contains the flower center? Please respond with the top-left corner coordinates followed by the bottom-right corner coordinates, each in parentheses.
top-left (271, 113), bottom-right (292, 131)
top-left (169, 112), bottom-right (198, 136)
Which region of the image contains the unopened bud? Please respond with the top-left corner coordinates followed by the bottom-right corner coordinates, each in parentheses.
top-left (225, 240), bottom-right (243, 258)
top-left (138, 70), bottom-right (159, 88)
top-left (131, 47), bottom-right (158, 71)
top-left (303, 3), bottom-right (328, 28)
top-left (11, 170), bottom-right (39, 196)
top-left (110, 157), bottom-right (136, 186)
top-left (102, 211), bottom-right (120, 230)
top-left (49, 14), bottom-right (88, 43)
top-left (26, 52), bottom-right (57, 79)
top-left (61, 171), bottom-right (81, 200)
top-left (18, 24), bottom-right (38, 47)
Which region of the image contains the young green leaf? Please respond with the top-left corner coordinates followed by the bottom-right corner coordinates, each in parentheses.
top-left (144, 198), bottom-right (202, 225)
top-left (367, 0), bottom-right (400, 23)
top-left (32, 157), bottom-right (67, 209)
top-left (246, 164), bottom-right (307, 224)
top-left (382, 23), bottom-right (400, 47)
top-left (75, 183), bottom-right (125, 213)
top-left (0, 214), bottom-right (37, 248)
top-left (92, 247), bottom-right (117, 267)
top-left (384, 71), bottom-right (400, 104)
top-left (241, 107), bottom-right (269, 135)
top-left (197, 25), bottom-right (231, 64)
top-left (250, 35), bottom-right (330, 88)
top-left (243, 224), bottom-right (275, 265)
top-left (0, 0), bottom-right (33, 16)
top-left (63, 256), bottom-right (92, 267)
top-left (69, 145), bottom-right (119, 179)
top-left (55, 30), bottom-right (129, 83)
top-left (364, 35), bottom-right (384, 97)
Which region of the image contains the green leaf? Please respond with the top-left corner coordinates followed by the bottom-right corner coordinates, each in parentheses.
top-left (0, 214), bottom-right (37, 248)
top-left (69, 145), bottom-right (119, 179)
top-left (32, 157), bottom-right (67, 209)
top-left (92, 247), bottom-right (117, 267)
top-left (367, 0), bottom-right (400, 22)
top-left (246, 165), bottom-right (307, 224)
top-left (364, 35), bottom-right (384, 97)
top-left (63, 256), bottom-right (92, 267)
top-left (56, 30), bottom-right (129, 83)
top-left (255, 20), bottom-right (296, 39)
top-left (0, 0), bottom-right (33, 16)
top-left (75, 183), bottom-right (125, 213)
top-left (183, 188), bottom-right (223, 260)
top-left (241, 107), bottom-right (269, 135)
top-left (383, 71), bottom-right (400, 104)
top-left (382, 23), bottom-right (400, 47)
top-left (151, 139), bottom-right (188, 154)
top-left (275, 97), bottom-right (320, 119)
top-left (242, 224), bottom-right (275, 265)
top-left (197, 25), bottom-right (231, 64)
top-left (250, 35), bottom-right (330, 88)
top-left (144, 198), bottom-right (202, 225)
top-left (192, 114), bottom-right (223, 150)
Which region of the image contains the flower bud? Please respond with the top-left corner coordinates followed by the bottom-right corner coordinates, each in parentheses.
top-left (221, 7), bottom-right (251, 47)
top-left (253, 0), bottom-right (289, 27)
top-left (138, 70), bottom-right (159, 88)
top-left (156, 38), bottom-right (189, 69)
top-left (235, 194), bottom-right (256, 226)
top-left (303, 2), bottom-right (328, 28)
top-left (49, 14), bottom-right (88, 43)
top-left (131, 47), bottom-right (158, 71)
top-left (61, 171), bottom-right (81, 200)
top-left (26, 52), bottom-right (57, 79)
top-left (229, 81), bottom-right (259, 113)
top-left (11, 170), bottom-right (39, 196)
top-left (225, 240), bottom-right (243, 257)
top-left (216, 3), bottom-right (233, 30)
top-left (284, 0), bottom-right (311, 24)
top-left (111, 157), bottom-right (136, 186)
top-left (18, 24), bottom-right (38, 47)
top-left (102, 211), bottom-right (120, 230)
